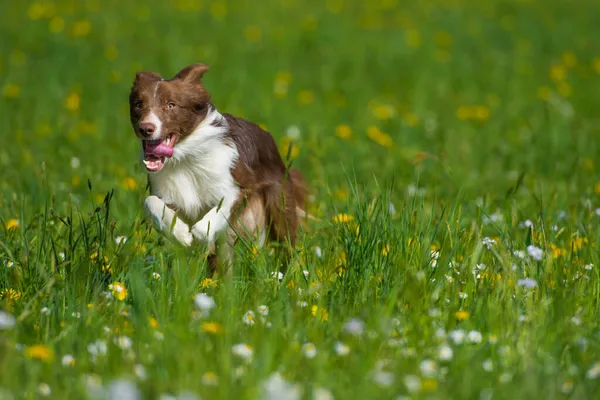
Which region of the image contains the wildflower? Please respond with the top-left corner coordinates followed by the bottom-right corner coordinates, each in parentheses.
top-left (517, 277), bottom-right (537, 288)
top-left (297, 90), bottom-right (314, 105)
top-left (271, 271), bottom-right (284, 281)
top-left (438, 345), bottom-right (453, 361)
top-left (106, 379), bottom-right (140, 400)
top-left (115, 336), bottom-right (132, 350)
top-left (429, 308), bottom-right (441, 318)
top-left (527, 245), bottom-right (543, 261)
top-left (302, 343), bottom-right (317, 359)
top-left (5, 219), bottom-right (19, 230)
top-left (313, 387), bottom-right (334, 400)
top-left (311, 305), bottom-right (329, 321)
top-left (297, 301), bottom-right (308, 308)
top-left (467, 330), bottom-right (483, 344)
top-left (261, 372), bottom-right (302, 400)
top-left (194, 293), bottom-right (215, 312)
top-left (115, 236), bottom-right (128, 245)
top-left (586, 362), bottom-right (600, 379)
top-left (560, 380), bottom-right (573, 393)
top-left (420, 360), bottom-right (438, 378)
top-left (434, 328), bottom-right (446, 340)
top-left (3, 84), bottom-right (20, 99)
top-left (343, 318), bottom-right (365, 336)
top-left (243, 310), bottom-right (256, 325)
top-left (513, 250), bottom-right (526, 259)
top-left (232, 343), bottom-right (253, 362)
top-left (571, 316), bottom-right (582, 326)
top-left (62, 354), bottom-right (76, 367)
top-left (482, 237), bottom-right (496, 249)
top-left (449, 329), bottom-right (466, 344)
top-left (458, 291), bottom-right (468, 299)
top-left (499, 372), bottom-right (512, 383)
top-left (201, 322), bottom-right (223, 334)
top-left (0, 310), bottom-right (16, 330)
top-left (65, 91), bottom-right (80, 111)
top-left (335, 124), bottom-right (352, 140)
top-left (72, 19), bottom-right (92, 37)
top-left (38, 383), bottom-right (51, 397)
top-left (333, 213), bottom-right (354, 223)
top-left (87, 340), bottom-right (108, 358)
top-left (202, 371), bottom-right (219, 386)
top-left (200, 277), bottom-right (217, 288)
top-left (4, 260), bottom-right (14, 268)
top-left (482, 359), bottom-right (494, 372)
top-left (40, 307), bottom-right (50, 315)
top-left (584, 264), bottom-right (594, 271)
top-left (108, 282), bottom-right (128, 301)
top-left (455, 310), bottom-right (469, 320)
top-left (24, 344), bottom-right (54, 362)
top-left (70, 156), bottom-right (80, 169)
top-left (404, 375), bottom-right (421, 393)
top-left (152, 272), bottom-right (161, 280)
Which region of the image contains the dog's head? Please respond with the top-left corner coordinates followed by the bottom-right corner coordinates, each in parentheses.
top-left (129, 63), bottom-right (212, 172)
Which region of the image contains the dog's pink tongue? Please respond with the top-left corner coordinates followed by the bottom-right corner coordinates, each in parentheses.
top-left (143, 141), bottom-right (174, 158)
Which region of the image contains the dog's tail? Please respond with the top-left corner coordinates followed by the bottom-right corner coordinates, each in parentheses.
top-left (289, 168), bottom-right (321, 223)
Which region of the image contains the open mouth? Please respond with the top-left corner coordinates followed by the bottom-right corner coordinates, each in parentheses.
top-left (142, 134), bottom-right (177, 172)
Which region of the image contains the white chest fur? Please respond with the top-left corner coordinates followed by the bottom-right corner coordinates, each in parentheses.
top-left (148, 110), bottom-right (239, 223)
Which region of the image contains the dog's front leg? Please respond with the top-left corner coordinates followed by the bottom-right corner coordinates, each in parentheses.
top-left (144, 195), bottom-right (193, 247)
top-left (191, 197), bottom-right (235, 246)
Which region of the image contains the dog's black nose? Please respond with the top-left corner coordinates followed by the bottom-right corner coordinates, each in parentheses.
top-left (139, 122), bottom-right (156, 136)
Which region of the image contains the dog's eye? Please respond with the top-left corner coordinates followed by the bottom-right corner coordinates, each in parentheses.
top-left (167, 102), bottom-right (175, 109)
top-left (134, 100), bottom-right (143, 109)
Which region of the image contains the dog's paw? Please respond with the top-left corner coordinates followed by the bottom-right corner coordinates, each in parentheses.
top-left (172, 222), bottom-right (193, 247)
top-left (192, 218), bottom-right (215, 244)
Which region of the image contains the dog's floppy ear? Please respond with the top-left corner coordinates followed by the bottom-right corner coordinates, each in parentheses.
top-left (134, 71), bottom-right (163, 82)
top-left (173, 63), bottom-right (210, 83)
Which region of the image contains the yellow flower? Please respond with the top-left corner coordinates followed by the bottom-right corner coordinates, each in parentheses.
top-left (403, 112), bottom-right (420, 126)
top-left (27, 3), bottom-right (45, 20)
top-left (372, 103), bottom-right (395, 120)
top-left (594, 58), bottom-right (600, 74)
top-left (210, 2), bottom-right (227, 20)
top-left (3, 84), bottom-right (20, 99)
top-left (422, 379), bottom-right (438, 392)
top-left (311, 305), bottom-right (329, 321)
top-left (557, 82), bottom-right (572, 97)
top-left (72, 19), bottom-right (92, 37)
top-left (25, 345), bottom-right (54, 362)
top-left (366, 126), bottom-right (392, 148)
top-left (279, 137), bottom-right (300, 160)
top-left (537, 86), bottom-right (552, 101)
top-left (333, 213), bottom-right (354, 223)
top-left (121, 177), bottom-right (138, 190)
top-left (571, 237), bottom-right (587, 251)
top-left (200, 278), bottom-right (218, 289)
top-left (561, 51), bottom-right (577, 68)
top-left (335, 124), bottom-right (352, 140)
top-left (404, 29), bottom-right (421, 48)
top-left (148, 316), bottom-right (159, 328)
top-left (455, 310), bottom-right (469, 320)
top-left (334, 189), bottom-right (347, 200)
top-left (109, 282), bottom-right (128, 301)
top-left (550, 244), bottom-right (566, 258)
top-left (65, 92), bottom-right (80, 112)
top-left (297, 90), bottom-right (315, 105)
top-left (6, 219), bottom-right (19, 230)
top-left (550, 64), bottom-right (566, 82)
top-left (244, 26), bottom-right (262, 42)
top-left (273, 71), bottom-right (291, 99)
top-left (104, 45), bottom-right (119, 61)
top-left (49, 16), bottom-right (65, 33)
top-left (382, 244), bottom-right (390, 256)
top-left (201, 322), bottom-right (223, 334)
top-left (0, 288), bottom-right (22, 303)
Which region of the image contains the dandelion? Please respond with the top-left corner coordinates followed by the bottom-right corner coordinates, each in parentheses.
top-left (24, 344), bottom-right (54, 362)
top-left (232, 343), bottom-right (253, 362)
top-left (343, 318), bottom-right (365, 336)
top-left (334, 342), bottom-right (350, 356)
top-left (61, 354), bottom-right (76, 367)
top-left (467, 330), bottom-right (483, 344)
top-left (108, 282), bottom-right (128, 301)
top-left (449, 329), bottom-right (466, 345)
top-left (202, 371), bottom-right (219, 386)
top-left (0, 310), bottom-right (16, 330)
top-left (455, 310), bottom-right (469, 320)
top-left (65, 91), bottom-right (80, 112)
top-left (420, 360), bottom-right (438, 378)
top-left (5, 219), bottom-right (19, 230)
top-left (243, 310), bottom-right (256, 325)
top-left (261, 372), bottom-right (302, 400)
top-left (438, 345), bottom-right (453, 361)
top-left (527, 245), bottom-right (543, 261)
top-left (517, 277), bottom-right (537, 288)
top-left (333, 213), bottom-right (354, 223)
top-left (194, 293), bottom-right (215, 312)
top-left (302, 343), bottom-right (317, 359)
top-left (106, 379), bottom-right (140, 400)
top-left (38, 383), bottom-right (51, 397)
top-left (335, 124), bottom-right (352, 140)
top-left (201, 322), bottom-right (223, 334)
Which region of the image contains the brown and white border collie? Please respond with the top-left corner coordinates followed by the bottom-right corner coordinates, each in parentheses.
top-left (129, 63), bottom-right (310, 273)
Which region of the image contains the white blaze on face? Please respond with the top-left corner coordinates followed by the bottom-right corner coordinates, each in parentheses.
top-left (140, 111), bottom-right (163, 140)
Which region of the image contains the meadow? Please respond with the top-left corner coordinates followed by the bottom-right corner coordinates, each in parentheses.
top-left (1, 0), bottom-right (600, 398)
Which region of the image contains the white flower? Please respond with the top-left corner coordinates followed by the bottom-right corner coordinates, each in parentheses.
top-left (482, 359), bottom-right (493, 372)
top-left (115, 236), bottom-right (128, 246)
top-left (106, 379), bottom-right (140, 400)
top-left (419, 359), bottom-right (438, 377)
top-left (83, 374), bottom-right (103, 397)
top-left (313, 387), bottom-right (334, 400)
top-left (61, 354), bottom-right (76, 367)
top-left (261, 372), bottom-right (302, 400)
top-left (4, 260), bottom-right (14, 268)
top-left (517, 278), bottom-right (537, 288)
top-left (527, 245), bottom-right (543, 261)
top-left (302, 343), bottom-right (317, 359)
top-left (523, 220), bottom-right (534, 228)
top-left (449, 329), bottom-right (466, 345)
top-left (242, 310), bottom-right (256, 325)
top-left (134, 364), bottom-right (147, 380)
top-left (315, 246), bottom-right (323, 258)
top-left (343, 318), bottom-right (365, 336)
top-left (152, 272), bottom-right (161, 280)
top-left (271, 271), bottom-right (284, 281)
top-left (586, 362), bottom-right (600, 379)
top-left (438, 345), bottom-right (453, 361)
top-left (584, 264), bottom-right (594, 271)
top-left (388, 202), bottom-right (397, 216)
top-left (202, 371), bottom-right (219, 386)
top-left (373, 371), bottom-right (395, 387)
top-left (434, 328), bottom-right (446, 340)
top-left (429, 308), bottom-right (441, 318)
top-left (334, 341), bottom-right (350, 356)
top-left (285, 125), bottom-right (301, 139)
top-left (403, 375), bottom-right (421, 393)
top-left (71, 157), bottom-right (80, 169)
top-left (194, 293), bottom-right (215, 312)
top-left (257, 305), bottom-right (269, 316)
top-left (458, 291), bottom-right (468, 299)
top-left (232, 343), bottom-right (253, 362)
top-left (297, 301), bottom-right (308, 308)
top-left (38, 383), bottom-right (51, 396)
top-left (482, 237), bottom-right (496, 249)
top-left (115, 336), bottom-right (133, 350)
top-left (467, 330), bottom-right (483, 344)
top-left (483, 211), bottom-right (503, 224)
top-left (513, 250), bottom-right (526, 259)
top-left (87, 340), bottom-right (108, 357)
top-left (0, 310), bottom-right (16, 330)
top-left (499, 372), bottom-right (512, 383)
top-left (596, 208), bottom-right (600, 216)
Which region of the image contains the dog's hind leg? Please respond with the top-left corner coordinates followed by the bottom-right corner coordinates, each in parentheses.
top-left (144, 195), bottom-right (193, 247)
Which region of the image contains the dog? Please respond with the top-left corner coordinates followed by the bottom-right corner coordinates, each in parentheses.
top-left (129, 63), bottom-right (310, 274)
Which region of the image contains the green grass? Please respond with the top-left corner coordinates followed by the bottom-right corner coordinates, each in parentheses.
top-left (2, 0), bottom-right (600, 398)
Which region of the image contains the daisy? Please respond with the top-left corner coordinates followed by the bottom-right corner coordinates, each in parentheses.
top-left (302, 343), bottom-right (317, 359)
top-left (232, 343), bottom-right (253, 362)
top-left (242, 310), bottom-right (256, 325)
top-left (334, 342), bottom-right (350, 356)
